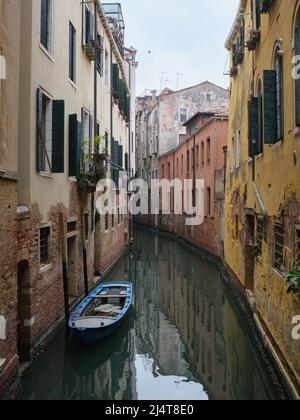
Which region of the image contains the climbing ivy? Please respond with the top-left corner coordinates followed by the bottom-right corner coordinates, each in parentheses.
top-left (284, 238), bottom-right (300, 300)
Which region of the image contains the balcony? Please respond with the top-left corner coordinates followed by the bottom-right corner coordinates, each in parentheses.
top-left (78, 154), bottom-right (108, 195)
top-left (102, 3), bottom-right (125, 56)
top-left (261, 0), bottom-right (273, 13)
top-left (246, 30), bottom-right (260, 51)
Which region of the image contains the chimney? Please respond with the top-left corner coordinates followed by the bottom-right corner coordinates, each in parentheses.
top-left (151, 90), bottom-right (157, 103)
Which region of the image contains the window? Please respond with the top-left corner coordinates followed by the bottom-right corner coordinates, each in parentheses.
top-left (81, 108), bottom-right (93, 172)
top-left (181, 155), bottom-right (184, 174)
top-left (207, 138), bottom-right (211, 164)
top-left (168, 162), bottom-right (171, 179)
top-left (256, 216), bottom-right (264, 256)
top-left (257, 80), bottom-right (263, 154)
top-left (96, 34), bottom-right (104, 76)
top-left (180, 108), bottom-right (188, 124)
top-left (105, 213), bottom-right (109, 231)
top-left (112, 214), bottom-right (115, 228)
top-left (40, 0), bottom-right (53, 52)
top-left (118, 208), bottom-right (120, 224)
top-left (196, 145), bottom-right (200, 167)
top-left (274, 223), bottom-right (284, 271)
top-left (207, 93), bottom-right (212, 102)
top-left (105, 49), bottom-right (109, 86)
top-left (40, 226), bottom-right (51, 266)
top-left (187, 150), bottom-right (190, 172)
top-left (162, 164), bottom-right (165, 179)
top-left (201, 142), bottom-right (205, 166)
top-left (230, 136), bottom-right (235, 172)
top-left (207, 188), bottom-right (211, 216)
top-left (37, 89), bottom-right (65, 173)
top-left (69, 22), bottom-right (76, 83)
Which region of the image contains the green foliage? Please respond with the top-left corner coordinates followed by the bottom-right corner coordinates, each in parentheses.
top-left (284, 272), bottom-right (300, 300)
top-left (77, 174), bottom-right (93, 195)
top-left (284, 238), bottom-right (300, 300)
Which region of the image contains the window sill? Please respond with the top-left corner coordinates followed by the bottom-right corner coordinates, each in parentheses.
top-left (40, 263), bottom-right (52, 274)
top-left (68, 176), bottom-right (77, 183)
top-left (255, 153), bottom-right (263, 160)
top-left (39, 44), bottom-right (55, 62)
top-left (272, 268), bottom-right (285, 280)
top-left (68, 79), bottom-right (77, 91)
top-left (271, 140), bottom-right (283, 150)
top-left (39, 171), bottom-right (54, 179)
top-left (294, 127), bottom-right (300, 136)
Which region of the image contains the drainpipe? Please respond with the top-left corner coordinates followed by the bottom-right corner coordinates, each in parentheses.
top-left (193, 136), bottom-right (196, 208)
top-left (94, 1), bottom-right (98, 142)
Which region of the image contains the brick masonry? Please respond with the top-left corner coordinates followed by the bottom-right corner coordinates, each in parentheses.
top-left (0, 178), bottom-right (19, 397)
top-left (0, 181), bottom-right (128, 397)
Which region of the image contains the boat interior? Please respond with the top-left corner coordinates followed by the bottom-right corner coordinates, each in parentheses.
top-left (83, 286), bottom-right (128, 319)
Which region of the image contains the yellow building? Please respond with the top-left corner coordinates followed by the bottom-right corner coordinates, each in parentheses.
top-left (225, 0), bottom-right (300, 395)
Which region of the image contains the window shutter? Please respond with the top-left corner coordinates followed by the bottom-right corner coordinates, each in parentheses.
top-left (69, 114), bottom-right (81, 178)
top-left (118, 144), bottom-right (123, 170)
top-left (37, 88), bottom-right (44, 171)
top-left (112, 64), bottom-right (119, 99)
top-left (114, 140), bottom-right (119, 186)
top-left (248, 97), bottom-right (259, 157)
top-left (89, 114), bottom-right (93, 155)
top-left (264, 70), bottom-right (278, 144)
top-left (52, 100), bottom-right (65, 173)
top-left (295, 27), bottom-right (300, 126)
top-left (125, 153), bottom-right (128, 172)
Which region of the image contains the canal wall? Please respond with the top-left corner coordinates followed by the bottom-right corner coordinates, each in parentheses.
top-left (134, 223), bottom-right (299, 399)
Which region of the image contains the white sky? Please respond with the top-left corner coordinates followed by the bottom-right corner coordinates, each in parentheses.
top-left (110, 0), bottom-right (240, 95)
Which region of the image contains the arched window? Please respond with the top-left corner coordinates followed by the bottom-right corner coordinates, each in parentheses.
top-left (294, 4), bottom-right (300, 126)
top-left (274, 47), bottom-right (284, 140)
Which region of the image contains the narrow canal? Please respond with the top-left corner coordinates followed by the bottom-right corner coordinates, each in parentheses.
top-left (18, 227), bottom-right (289, 400)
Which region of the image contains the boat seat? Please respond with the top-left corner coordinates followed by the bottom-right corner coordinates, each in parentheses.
top-left (93, 304), bottom-right (122, 314)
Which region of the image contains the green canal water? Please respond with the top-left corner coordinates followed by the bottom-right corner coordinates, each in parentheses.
top-left (18, 227), bottom-right (289, 400)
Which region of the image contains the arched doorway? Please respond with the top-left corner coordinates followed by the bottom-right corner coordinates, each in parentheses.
top-left (17, 260), bottom-right (31, 361)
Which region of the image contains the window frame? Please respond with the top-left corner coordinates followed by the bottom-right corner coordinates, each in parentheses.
top-left (69, 21), bottom-right (76, 84)
top-left (39, 224), bottom-right (52, 269)
top-left (40, 0), bottom-right (54, 55)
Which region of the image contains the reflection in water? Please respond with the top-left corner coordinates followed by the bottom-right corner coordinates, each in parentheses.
top-left (18, 228), bottom-right (288, 400)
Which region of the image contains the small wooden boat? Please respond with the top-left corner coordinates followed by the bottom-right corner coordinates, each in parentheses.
top-left (69, 282), bottom-right (133, 344)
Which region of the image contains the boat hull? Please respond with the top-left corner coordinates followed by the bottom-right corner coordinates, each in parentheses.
top-left (75, 308), bottom-right (130, 344)
top-left (69, 282), bottom-right (133, 344)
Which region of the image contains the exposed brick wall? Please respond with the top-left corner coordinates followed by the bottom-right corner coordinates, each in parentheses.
top-left (0, 178), bottom-right (19, 393)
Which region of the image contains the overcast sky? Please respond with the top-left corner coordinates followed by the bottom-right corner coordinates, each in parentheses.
top-left (112, 0), bottom-right (240, 95)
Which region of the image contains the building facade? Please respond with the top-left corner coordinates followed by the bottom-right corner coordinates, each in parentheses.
top-left (158, 114), bottom-right (228, 257)
top-left (136, 82), bottom-right (229, 188)
top-left (0, 0), bottom-right (21, 398)
top-left (0, 0), bottom-right (135, 397)
top-left (224, 0), bottom-right (300, 394)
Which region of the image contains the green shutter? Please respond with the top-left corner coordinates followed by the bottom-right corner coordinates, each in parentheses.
top-left (36, 88), bottom-right (44, 171)
top-left (40, 0), bottom-right (48, 48)
top-left (52, 100), bottom-right (65, 173)
top-left (248, 97), bottom-right (259, 157)
top-left (264, 70), bottom-right (278, 144)
top-left (295, 27), bottom-right (300, 126)
top-left (125, 153), bottom-right (128, 172)
top-left (69, 114), bottom-right (81, 178)
top-left (118, 144), bottom-right (123, 170)
top-left (112, 64), bottom-right (119, 99)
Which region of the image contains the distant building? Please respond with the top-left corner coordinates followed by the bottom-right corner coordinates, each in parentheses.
top-left (136, 82), bottom-right (229, 186)
top-left (159, 113), bottom-right (228, 257)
